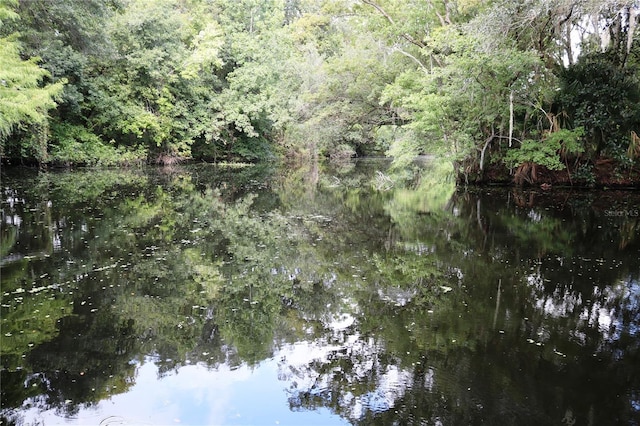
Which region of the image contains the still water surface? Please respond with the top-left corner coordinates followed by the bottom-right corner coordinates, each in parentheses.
top-left (1, 160), bottom-right (640, 425)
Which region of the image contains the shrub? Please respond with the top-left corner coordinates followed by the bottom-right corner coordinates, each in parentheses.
top-left (50, 122), bottom-right (146, 166)
top-left (504, 127), bottom-right (585, 171)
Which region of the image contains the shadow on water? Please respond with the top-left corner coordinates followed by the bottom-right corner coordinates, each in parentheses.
top-left (1, 161), bottom-right (639, 425)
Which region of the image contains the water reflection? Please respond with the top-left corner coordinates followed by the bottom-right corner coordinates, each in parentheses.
top-left (1, 162), bottom-right (640, 425)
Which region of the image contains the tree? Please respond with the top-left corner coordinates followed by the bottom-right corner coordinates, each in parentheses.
top-left (556, 52), bottom-right (640, 160)
top-left (84, 0), bottom-right (212, 160)
top-left (376, 0), bottom-right (640, 183)
top-left (1, 0), bottom-right (638, 175)
top-left (196, 0), bottom-right (303, 161)
top-left (0, 0), bottom-right (63, 161)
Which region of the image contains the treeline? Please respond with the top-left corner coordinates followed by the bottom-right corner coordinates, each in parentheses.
top-left (1, 0), bottom-right (639, 184)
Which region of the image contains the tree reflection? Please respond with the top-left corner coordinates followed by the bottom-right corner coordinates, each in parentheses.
top-left (1, 163), bottom-right (639, 425)
top-left (278, 183), bottom-right (640, 425)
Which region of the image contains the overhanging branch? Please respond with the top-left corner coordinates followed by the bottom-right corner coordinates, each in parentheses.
top-left (361, 0), bottom-right (426, 49)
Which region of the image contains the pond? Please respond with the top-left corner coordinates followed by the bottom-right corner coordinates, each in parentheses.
top-left (1, 160), bottom-right (640, 425)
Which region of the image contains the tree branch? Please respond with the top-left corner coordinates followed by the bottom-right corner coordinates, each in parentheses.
top-left (479, 131), bottom-right (495, 172)
top-left (361, 0), bottom-right (395, 24)
top-left (392, 46), bottom-right (429, 73)
top-left (425, 0), bottom-right (452, 26)
top-left (361, 0), bottom-right (426, 48)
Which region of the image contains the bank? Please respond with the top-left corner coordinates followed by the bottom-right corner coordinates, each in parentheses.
top-left (457, 158), bottom-right (640, 189)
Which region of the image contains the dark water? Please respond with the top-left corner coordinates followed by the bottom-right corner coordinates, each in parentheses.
top-left (1, 160), bottom-right (640, 425)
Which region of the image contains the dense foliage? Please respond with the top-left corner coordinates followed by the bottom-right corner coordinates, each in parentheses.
top-left (1, 0), bottom-right (639, 182)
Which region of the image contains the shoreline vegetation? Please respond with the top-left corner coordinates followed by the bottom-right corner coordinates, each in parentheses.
top-left (458, 156), bottom-right (640, 189)
top-left (1, 0), bottom-right (639, 188)
top-left (4, 154), bottom-right (640, 190)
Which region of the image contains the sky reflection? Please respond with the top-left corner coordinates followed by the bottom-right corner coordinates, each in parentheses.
top-left (20, 343), bottom-right (349, 426)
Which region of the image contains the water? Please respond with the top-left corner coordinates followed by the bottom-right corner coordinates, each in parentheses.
top-left (1, 160), bottom-right (639, 425)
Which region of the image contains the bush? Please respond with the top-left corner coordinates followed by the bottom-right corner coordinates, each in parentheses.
top-left (572, 163), bottom-right (596, 186)
top-left (328, 144), bottom-right (356, 161)
top-left (503, 127), bottom-right (585, 171)
top-left (556, 53), bottom-right (640, 158)
top-left (50, 122), bottom-right (147, 166)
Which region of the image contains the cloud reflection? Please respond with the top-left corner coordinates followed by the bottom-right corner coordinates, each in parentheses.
top-left (19, 346), bottom-right (349, 426)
